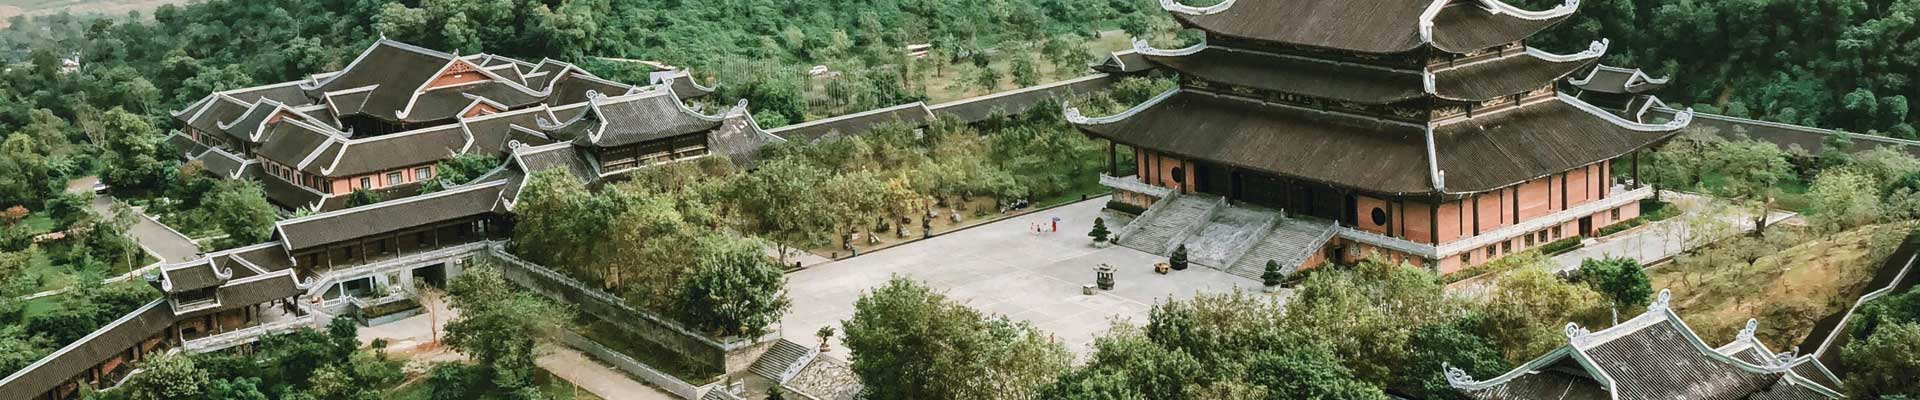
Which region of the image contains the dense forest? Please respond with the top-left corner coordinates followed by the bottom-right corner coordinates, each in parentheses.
top-left (1523, 0), bottom-right (1920, 137)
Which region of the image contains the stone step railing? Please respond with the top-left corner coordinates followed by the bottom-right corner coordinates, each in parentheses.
top-left (1215, 209), bottom-right (1282, 270)
top-left (1114, 190), bottom-right (1181, 245)
top-left (1162, 196), bottom-right (1228, 257)
top-left (1099, 174), bottom-right (1172, 199)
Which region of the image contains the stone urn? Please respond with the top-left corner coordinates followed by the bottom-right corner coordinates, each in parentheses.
top-left (1095, 264), bottom-right (1116, 290)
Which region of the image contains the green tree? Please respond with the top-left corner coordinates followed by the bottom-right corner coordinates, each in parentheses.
top-left (205, 179), bottom-right (276, 247)
top-left (729, 158), bottom-right (836, 263)
top-left (675, 235), bottom-right (791, 338)
top-left (1477, 267), bottom-right (1607, 362)
top-left (1044, 325), bottom-right (1201, 399)
top-left (445, 264), bottom-right (573, 397)
top-left (1399, 317), bottom-right (1509, 399)
top-left (1707, 137), bottom-right (1792, 235)
top-left (842, 277), bottom-right (1070, 399)
top-left (1805, 169), bottom-right (1884, 232)
top-left (1578, 257), bottom-right (1655, 310)
top-left (346, 189), bottom-right (384, 208)
top-left (1244, 344), bottom-right (1388, 400)
top-left (121, 353), bottom-right (208, 400)
top-left (1840, 322), bottom-right (1920, 398)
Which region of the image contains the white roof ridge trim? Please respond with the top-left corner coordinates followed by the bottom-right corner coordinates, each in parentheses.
top-left (1478, 0), bottom-right (1579, 21)
top-left (1560, 91), bottom-right (1693, 132)
top-left (1159, 0), bottom-right (1234, 15)
top-left (1065, 88), bottom-right (1177, 125)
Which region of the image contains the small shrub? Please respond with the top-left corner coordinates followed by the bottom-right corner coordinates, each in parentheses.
top-left (1261, 260), bottom-right (1286, 287)
top-left (1540, 237), bottom-right (1584, 255)
top-left (1089, 218), bottom-right (1111, 243)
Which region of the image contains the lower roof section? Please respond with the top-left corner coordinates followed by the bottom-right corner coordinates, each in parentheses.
top-left (1071, 89), bottom-right (1684, 197)
top-left (274, 179), bottom-right (507, 252)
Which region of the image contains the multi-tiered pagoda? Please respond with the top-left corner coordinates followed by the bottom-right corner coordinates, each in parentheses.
top-left (1071, 0), bottom-right (1693, 274)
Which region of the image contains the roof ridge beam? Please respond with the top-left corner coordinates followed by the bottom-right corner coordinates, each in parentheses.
top-left (1159, 0), bottom-right (1234, 16)
top-left (1477, 0), bottom-right (1580, 21)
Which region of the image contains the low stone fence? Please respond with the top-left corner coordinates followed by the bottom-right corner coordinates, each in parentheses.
top-left (553, 330), bottom-right (706, 399)
top-left (481, 243), bottom-right (777, 375)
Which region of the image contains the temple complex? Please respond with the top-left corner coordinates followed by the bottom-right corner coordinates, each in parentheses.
top-left (1069, 0), bottom-right (1694, 275)
top-left (167, 39), bottom-right (767, 211)
top-left (1449, 290), bottom-right (1844, 399)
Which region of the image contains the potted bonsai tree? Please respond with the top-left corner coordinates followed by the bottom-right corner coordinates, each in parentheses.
top-left (816, 326), bottom-right (836, 353)
top-left (1089, 217), bottom-right (1111, 247)
top-left (1262, 260), bottom-right (1287, 292)
top-left (1170, 245), bottom-right (1189, 271)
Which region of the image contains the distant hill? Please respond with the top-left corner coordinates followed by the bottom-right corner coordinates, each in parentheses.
top-left (0, 0), bottom-right (194, 27)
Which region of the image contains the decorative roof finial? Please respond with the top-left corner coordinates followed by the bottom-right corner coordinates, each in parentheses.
top-left (1443, 362), bottom-right (1479, 387)
top-left (1565, 322), bottom-right (1591, 341)
top-left (729, 99), bottom-right (750, 116)
top-left (1063, 101), bottom-right (1088, 124)
top-left (1737, 318), bottom-right (1759, 343)
top-left (1131, 37), bottom-right (1205, 57)
top-left (1649, 289), bottom-right (1672, 312)
top-left (1775, 347), bottom-right (1799, 365)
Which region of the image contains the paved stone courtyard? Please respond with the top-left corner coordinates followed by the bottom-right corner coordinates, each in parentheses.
top-left (779, 196), bottom-right (1263, 355)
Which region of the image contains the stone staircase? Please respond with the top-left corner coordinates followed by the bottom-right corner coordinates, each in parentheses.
top-left (1182, 205), bottom-right (1279, 268)
top-left (749, 339), bottom-right (818, 384)
top-left (1225, 218), bottom-right (1339, 280)
top-left (1117, 194), bottom-right (1223, 255)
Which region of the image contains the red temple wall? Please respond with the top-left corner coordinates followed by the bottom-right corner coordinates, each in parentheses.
top-left (1136, 149), bottom-right (1198, 194)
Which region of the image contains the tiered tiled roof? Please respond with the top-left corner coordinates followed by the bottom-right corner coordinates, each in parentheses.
top-left (167, 39), bottom-right (767, 211)
top-left (1165, 0), bottom-right (1578, 54)
top-left (1070, 0), bottom-right (1690, 197)
top-left (1072, 90), bottom-right (1687, 195)
top-left (1449, 290), bottom-right (1844, 400)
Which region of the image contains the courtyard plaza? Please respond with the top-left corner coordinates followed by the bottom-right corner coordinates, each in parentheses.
top-left (779, 195), bottom-right (1264, 355)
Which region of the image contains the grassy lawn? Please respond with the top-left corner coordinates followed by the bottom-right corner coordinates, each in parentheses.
top-left (388, 367), bottom-right (603, 400)
top-left (1651, 222), bottom-right (1913, 346)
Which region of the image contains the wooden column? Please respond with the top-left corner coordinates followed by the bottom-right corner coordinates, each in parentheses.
top-left (1633, 151), bottom-right (1642, 188)
top-left (1429, 202), bottom-right (1440, 245)
top-left (1105, 142), bottom-right (1121, 176)
top-left (1182, 158), bottom-right (1193, 194)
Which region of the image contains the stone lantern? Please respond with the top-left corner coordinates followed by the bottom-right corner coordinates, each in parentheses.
top-left (1095, 264), bottom-right (1115, 290)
